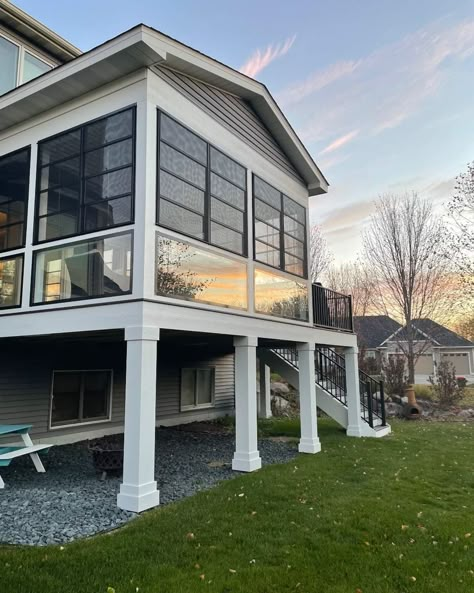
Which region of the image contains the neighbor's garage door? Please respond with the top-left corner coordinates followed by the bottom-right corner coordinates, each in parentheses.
top-left (441, 353), bottom-right (470, 375)
top-left (415, 353), bottom-right (434, 375)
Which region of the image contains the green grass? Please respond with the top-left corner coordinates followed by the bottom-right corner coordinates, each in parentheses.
top-left (1, 419), bottom-right (474, 593)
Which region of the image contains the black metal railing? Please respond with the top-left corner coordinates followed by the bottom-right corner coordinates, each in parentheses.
top-left (312, 284), bottom-right (353, 332)
top-left (314, 347), bottom-right (347, 405)
top-left (359, 369), bottom-right (386, 428)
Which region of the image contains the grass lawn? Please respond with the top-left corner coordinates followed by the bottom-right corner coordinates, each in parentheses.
top-left (1, 419), bottom-right (473, 593)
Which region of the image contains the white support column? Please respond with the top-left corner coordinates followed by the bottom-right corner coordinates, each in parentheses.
top-left (297, 342), bottom-right (321, 453)
top-left (232, 336), bottom-right (262, 472)
top-left (117, 325), bottom-right (160, 512)
top-left (258, 358), bottom-right (272, 419)
top-left (345, 346), bottom-right (364, 437)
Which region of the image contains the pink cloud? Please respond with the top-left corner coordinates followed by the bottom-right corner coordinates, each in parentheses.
top-left (239, 35), bottom-right (296, 78)
top-left (320, 129), bottom-right (360, 155)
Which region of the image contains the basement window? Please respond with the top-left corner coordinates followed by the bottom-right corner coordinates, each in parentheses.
top-left (180, 368), bottom-right (215, 411)
top-left (50, 370), bottom-right (112, 428)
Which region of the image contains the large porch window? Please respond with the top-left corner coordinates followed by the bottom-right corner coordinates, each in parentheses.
top-left (0, 146), bottom-right (30, 252)
top-left (50, 370), bottom-right (112, 427)
top-left (0, 254), bottom-right (23, 308)
top-left (180, 368), bottom-right (215, 410)
top-left (32, 232), bottom-right (132, 304)
top-left (254, 267), bottom-right (308, 321)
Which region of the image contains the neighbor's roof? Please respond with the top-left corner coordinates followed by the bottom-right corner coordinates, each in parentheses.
top-left (0, 0), bottom-right (81, 63)
top-left (353, 316), bottom-right (402, 349)
top-left (0, 22), bottom-right (328, 195)
top-left (394, 319), bottom-right (474, 348)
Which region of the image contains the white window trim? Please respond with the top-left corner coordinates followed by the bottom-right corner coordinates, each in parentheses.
top-left (0, 30), bottom-right (54, 93)
top-left (48, 368), bottom-right (113, 430)
top-left (180, 367), bottom-right (215, 412)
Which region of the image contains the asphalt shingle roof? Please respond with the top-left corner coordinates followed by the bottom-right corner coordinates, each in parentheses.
top-left (353, 316), bottom-right (402, 349)
top-left (396, 319), bottom-right (474, 347)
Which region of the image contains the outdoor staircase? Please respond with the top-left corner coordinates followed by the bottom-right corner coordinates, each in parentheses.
top-left (258, 346), bottom-right (391, 438)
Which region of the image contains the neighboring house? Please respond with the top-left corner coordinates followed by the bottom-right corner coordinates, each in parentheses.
top-left (0, 2), bottom-right (389, 513)
top-left (354, 316), bottom-right (474, 382)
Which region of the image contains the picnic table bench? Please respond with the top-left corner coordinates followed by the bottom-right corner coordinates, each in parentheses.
top-left (0, 424), bottom-right (53, 488)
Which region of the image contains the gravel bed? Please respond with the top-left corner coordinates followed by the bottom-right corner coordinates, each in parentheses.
top-left (0, 427), bottom-right (297, 546)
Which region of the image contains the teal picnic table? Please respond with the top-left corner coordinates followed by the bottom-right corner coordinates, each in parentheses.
top-left (0, 424), bottom-right (53, 488)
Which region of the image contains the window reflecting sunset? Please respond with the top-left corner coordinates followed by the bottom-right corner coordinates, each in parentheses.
top-left (254, 267), bottom-right (308, 321)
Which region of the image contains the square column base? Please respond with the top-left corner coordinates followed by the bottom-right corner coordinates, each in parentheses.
top-left (117, 480), bottom-right (160, 513)
top-left (346, 425), bottom-right (365, 438)
top-left (298, 438), bottom-right (321, 454)
top-left (232, 451), bottom-right (262, 472)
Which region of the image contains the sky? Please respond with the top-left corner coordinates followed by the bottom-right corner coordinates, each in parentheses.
top-left (15, 0), bottom-right (474, 264)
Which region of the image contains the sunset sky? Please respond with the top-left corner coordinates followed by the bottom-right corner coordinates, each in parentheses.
top-left (16, 0), bottom-right (474, 264)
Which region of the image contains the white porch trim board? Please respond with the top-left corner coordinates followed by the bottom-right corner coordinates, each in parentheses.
top-left (117, 325), bottom-right (160, 513)
top-left (258, 359), bottom-right (272, 419)
top-left (232, 336), bottom-right (262, 472)
top-left (345, 346), bottom-right (365, 437)
top-left (297, 342), bottom-right (321, 454)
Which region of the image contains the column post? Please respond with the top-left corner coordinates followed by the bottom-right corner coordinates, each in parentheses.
top-left (258, 358), bottom-right (272, 419)
top-left (117, 325), bottom-right (160, 512)
top-left (345, 345), bottom-right (364, 437)
top-left (232, 336), bottom-right (262, 472)
top-left (297, 342), bottom-right (321, 453)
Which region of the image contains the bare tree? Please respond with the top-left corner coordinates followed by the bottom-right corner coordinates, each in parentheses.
top-left (446, 161), bottom-right (474, 300)
top-left (453, 315), bottom-right (474, 343)
top-left (363, 192), bottom-right (450, 383)
top-left (309, 225), bottom-right (333, 283)
top-left (323, 260), bottom-right (374, 317)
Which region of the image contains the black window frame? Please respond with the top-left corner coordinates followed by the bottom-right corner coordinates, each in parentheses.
top-left (0, 145), bottom-right (31, 254)
top-left (49, 369), bottom-right (113, 428)
top-left (34, 106), bottom-right (137, 245)
top-left (252, 174), bottom-right (308, 279)
top-left (180, 367), bottom-right (216, 411)
top-left (30, 229), bottom-right (134, 306)
top-left (156, 110), bottom-right (248, 258)
top-left (0, 252), bottom-right (24, 310)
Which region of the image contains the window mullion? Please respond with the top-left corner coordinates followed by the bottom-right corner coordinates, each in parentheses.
top-left (79, 127), bottom-right (86, 235)
top-left (279, 193), bottom-right (285, 271)
top-left (78, 372), bottom-right (85, 422)
top-left (204, 144), bottom-right (211, 243)
top-left (194, 369), bottom-right (199, 407)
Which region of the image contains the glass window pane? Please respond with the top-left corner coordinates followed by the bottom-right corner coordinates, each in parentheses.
top-left (254, 198), bottom-right (280, 229)
top-left (255, 221), bottom-right (280, 248)
top-left (84, 195), bottom-right (132, 231)
top-left (181, 369), bottom-right (195, 408)
top-left (210, 221), bottom-right (243, 255)
top-left (211, 197), bottom-right (244, 232)
top-left (284, 235), bottom-right (305, 260)
top-left (85, 109), bottom-right (133, 150)
top-left (0, 255), bottom-right (22, 308)
top-left (254, 267), bottom-right (308, 321)
top-left (37, 210), bottom-right (79, 242)
top-left (196, 369), bottom-right (213, 405)
top-left (40, 157), bottom-right (80, 191)
top-left (0, 148), bottom-right (30, 250)
top-left (284, 215), bottom-right (305, 241)
top-left (39, 185), bottom-right (80, 216)
top-left (160, 142), bottom-right (206, 189)
top-left (22, 52), bottom-right (51, 83)
top-left (0, 36), bottom-right (19, 94)
top-left (84, 139), bottom-right (132, 177)
top-left (160, 170), bottom-right (205, 214)
top-left (33, 232), bottom-right (132, 303)
top-left (51, 373), bottom-right (81, 425)
top-left (283, 195), bottom-right (306, 224)
top-left (210, 147), bottom-right (246, 189)
top-left (39, 130), bottom-right (81, 167)
top-left (160, 114), bottom-right (207, 164)
top-left (156, 235), bottom-right (247, 309)
top-left (284, 254), bottom-right (304, 277)
top-left (82, 371), bottom-right (110, 420)
top-left (84, 168), bottom-right (132, 203)
top-left (255, 240), bottom-right (280, 268)
top-left (159, 198), bottom-right (204, 240)
top-left (210, 172), bottom-right (245, 210)
top-left (254, 176), bottom-right (281, 209)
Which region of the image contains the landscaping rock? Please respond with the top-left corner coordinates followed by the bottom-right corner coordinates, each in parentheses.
top-left (271, 381), bottom-right (290, 395)
top-left (0, 427), bottom-right (297, 546)
top-left (385, 402), bottom-right (403, 417)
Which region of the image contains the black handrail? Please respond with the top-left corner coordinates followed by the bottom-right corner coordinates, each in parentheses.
top-left (359, 368), bottom-right (386, 428)
top-left (312, 284), bottom-right (353, 332)
top-left (314, 347), bottom-right (347, 405)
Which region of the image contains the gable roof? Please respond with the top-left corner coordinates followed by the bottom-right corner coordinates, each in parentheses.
top-left (0, 23), bottom-right (328, 195)
top-left (353, 316), bottom-right (402, 349)
top-left (394, 319), bottom-right (474, 348)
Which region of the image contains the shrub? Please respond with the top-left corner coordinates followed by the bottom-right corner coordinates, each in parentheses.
top-left (382, 356), bottom-right (408, 396)
top-left (360, 355), bottom-right (381, 375)
top-left (414, 384), bottom-right (433, 399)
top-left (457, 376), bottom-right (467, 390)
top-left (429, 361), bottom-right (465, 408)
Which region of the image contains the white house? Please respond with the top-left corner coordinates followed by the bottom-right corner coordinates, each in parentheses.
top-left (0, 1), bottom-right (389, 513)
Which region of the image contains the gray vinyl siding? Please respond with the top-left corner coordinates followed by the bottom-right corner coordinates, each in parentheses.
top-left (155, 66), bottom-right (304, 184)
top-left (0, 339), bottom-right (234, 442)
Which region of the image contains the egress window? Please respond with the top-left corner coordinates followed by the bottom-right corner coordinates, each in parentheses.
top-left (35, 107), bottom-right (135, 243)
top-left (180, 368), bottom-right (215, 410)
top-left (253, 175), bottom-right (307, 278)
top-left (157, 112), bottom-right (247, 256)
top-left (50, 370), bottom-right (112, 427)
top-left (0, 147), bottom-right (30, 252)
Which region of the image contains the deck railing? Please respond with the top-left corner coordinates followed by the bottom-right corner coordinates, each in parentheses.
top-left (312, 284), bottom-right (353, 332)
